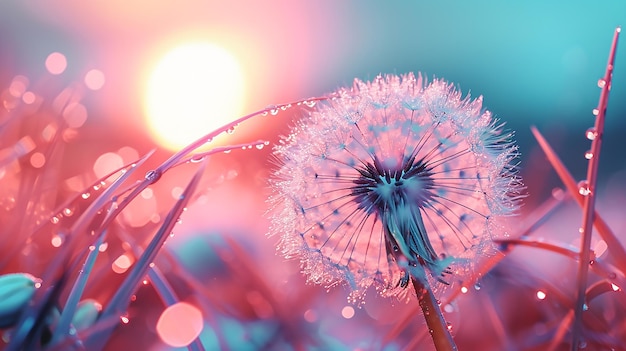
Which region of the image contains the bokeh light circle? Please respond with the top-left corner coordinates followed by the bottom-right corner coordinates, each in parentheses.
top-left (156, 302), bottom-right (203, 347)
top-left (45, 52), bottom-right (67, 75)
top-left (144, 42), bottom-right (245, 151)
top-left (84, 69), bottom-right (106, 90)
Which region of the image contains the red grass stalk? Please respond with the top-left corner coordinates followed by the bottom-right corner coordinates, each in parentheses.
top-left (571, 26), bottom-right (620, 351)
top-left (411, 274), bottom-right (457, 351)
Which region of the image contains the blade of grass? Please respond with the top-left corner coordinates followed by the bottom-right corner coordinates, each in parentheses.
top-left (89, 162), bottom-right (206, 350)
top-left (572, 26), bottom-right (620, 351)
top-left (153, 97), bottom-right (328, 176)
top-left (530, 127), bottom-right (626, 276)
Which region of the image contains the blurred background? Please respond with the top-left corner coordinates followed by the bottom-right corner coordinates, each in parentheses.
top-left (1, 1), bottom-right (626, 350)
top-left (1, 1), bottom-right (626, 202)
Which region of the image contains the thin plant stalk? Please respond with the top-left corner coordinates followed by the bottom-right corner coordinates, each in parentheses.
top-left (530, 127), bottom-right (626, 274)
top-left (572, 26), bottom-right (620, 350)
top-left (87, 163), bottom-right (205, 351)
top-left (385, 189), bottom-right (568, 344)
top-left (411, 272), bottom-right (457, 351)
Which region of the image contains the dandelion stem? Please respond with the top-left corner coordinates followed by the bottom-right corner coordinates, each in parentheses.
top-left (411, 275), bottom-right (457, 351)
top-left (572, 26), bottom-right (619, 351)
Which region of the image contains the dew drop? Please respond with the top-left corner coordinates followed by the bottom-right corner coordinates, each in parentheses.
top-left (81, 193), bottom-right (91, 199)
top-left (474, 283), bottom-right (481, 291)
top-left (223, 149), bottom-right (232, 154)
top-left (63, 207), bottom-right (73, 216)
top-left (536, 290), bottom-right (546, 300)
top-left (446, 321), bottom-right (453, 332)
top-left (304, 100), bottom-right (317, 107)
top-left (145, 170), bottom-right (161, 183)
top-left (577, 181), bottom-right (591, 196)
top-left (226, 127), bottom-right (235, 134)
top-left (597, 79), bottom-right (606, 88)
top-left (190, 156), bottom-right (205, 163)
top-left (582, 303), bottom-right (589, 311)
top-left (89, 245), bottom-right (96, 251)
top-left (592, 108), bottom-right (599, 116)
top-left (261, 111), bottom-right (268, 116)
top-left (584, 150), bottom-right (593, 160)
top-left (51, 216), bottom-right (60, 224)
top-left (255, 143), bottom-right (264, 150)
top-left (460, 286), bottom-right (468, 294)
top-left (578, 340), bottom-right (587, 349)
top-left (270, 108), bottom-right (279, 115)
top-left (585, 128), bottom-right (597, 140)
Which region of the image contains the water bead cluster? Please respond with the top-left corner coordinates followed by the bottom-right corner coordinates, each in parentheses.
top-left (270, 73), bottom-right (523, 302)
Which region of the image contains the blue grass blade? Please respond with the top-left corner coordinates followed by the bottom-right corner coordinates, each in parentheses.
top-left (89, 162), bottom-right (206, 350)
top-left (50, 230), bottom-right (106, 346)
top-left (47, 152), bottom-right (155, 346)
top-left (68, 149), bottom-right (155, 238)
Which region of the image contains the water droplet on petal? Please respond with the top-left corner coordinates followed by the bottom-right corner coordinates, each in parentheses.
top-left (255, 143), bottom-right (264, 150)
top-left (584, 150), bottom-right (593, 160)
top-left (226, 127), bottom-right (235, 134)
top-left (474, 283), bottom-right (481, 291)
top-left (582, 303), bottom-right (589, 311)
top-left (81, 193), bottom-right (91, 199)
top-left (597, 79), bottom-right (606, 88)
top-left (592, 108), bottom-right (599, 116)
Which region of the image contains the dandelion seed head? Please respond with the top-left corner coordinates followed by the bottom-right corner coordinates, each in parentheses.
top-left (270, 73), bottom-right (523, 302)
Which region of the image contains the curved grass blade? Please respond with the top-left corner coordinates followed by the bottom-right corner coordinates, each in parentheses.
top-left (89, 162), bottom-right (206, 350)
top-left (151, 97), bottom-right (328, 176)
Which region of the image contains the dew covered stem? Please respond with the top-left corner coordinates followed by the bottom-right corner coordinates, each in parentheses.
top-left (572, 26), bottom-right (620, 351)
top-left (411, 274), bottom-right (457, 351)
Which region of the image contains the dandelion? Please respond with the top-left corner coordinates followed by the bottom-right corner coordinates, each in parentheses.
top-left (270, 73), bottom-right (523, 301)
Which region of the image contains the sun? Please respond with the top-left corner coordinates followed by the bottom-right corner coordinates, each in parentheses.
top-left (144, 42), bottom-right (245, 151)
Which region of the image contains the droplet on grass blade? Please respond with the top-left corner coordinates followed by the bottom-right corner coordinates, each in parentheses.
top-left (269, 73), bottom-right (523, 302)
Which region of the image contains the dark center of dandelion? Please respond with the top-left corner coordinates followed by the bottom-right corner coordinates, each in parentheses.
top-left (351, 154), bottom-right (448, 286)
top-left (351, 155), bottom-right (435, 212)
